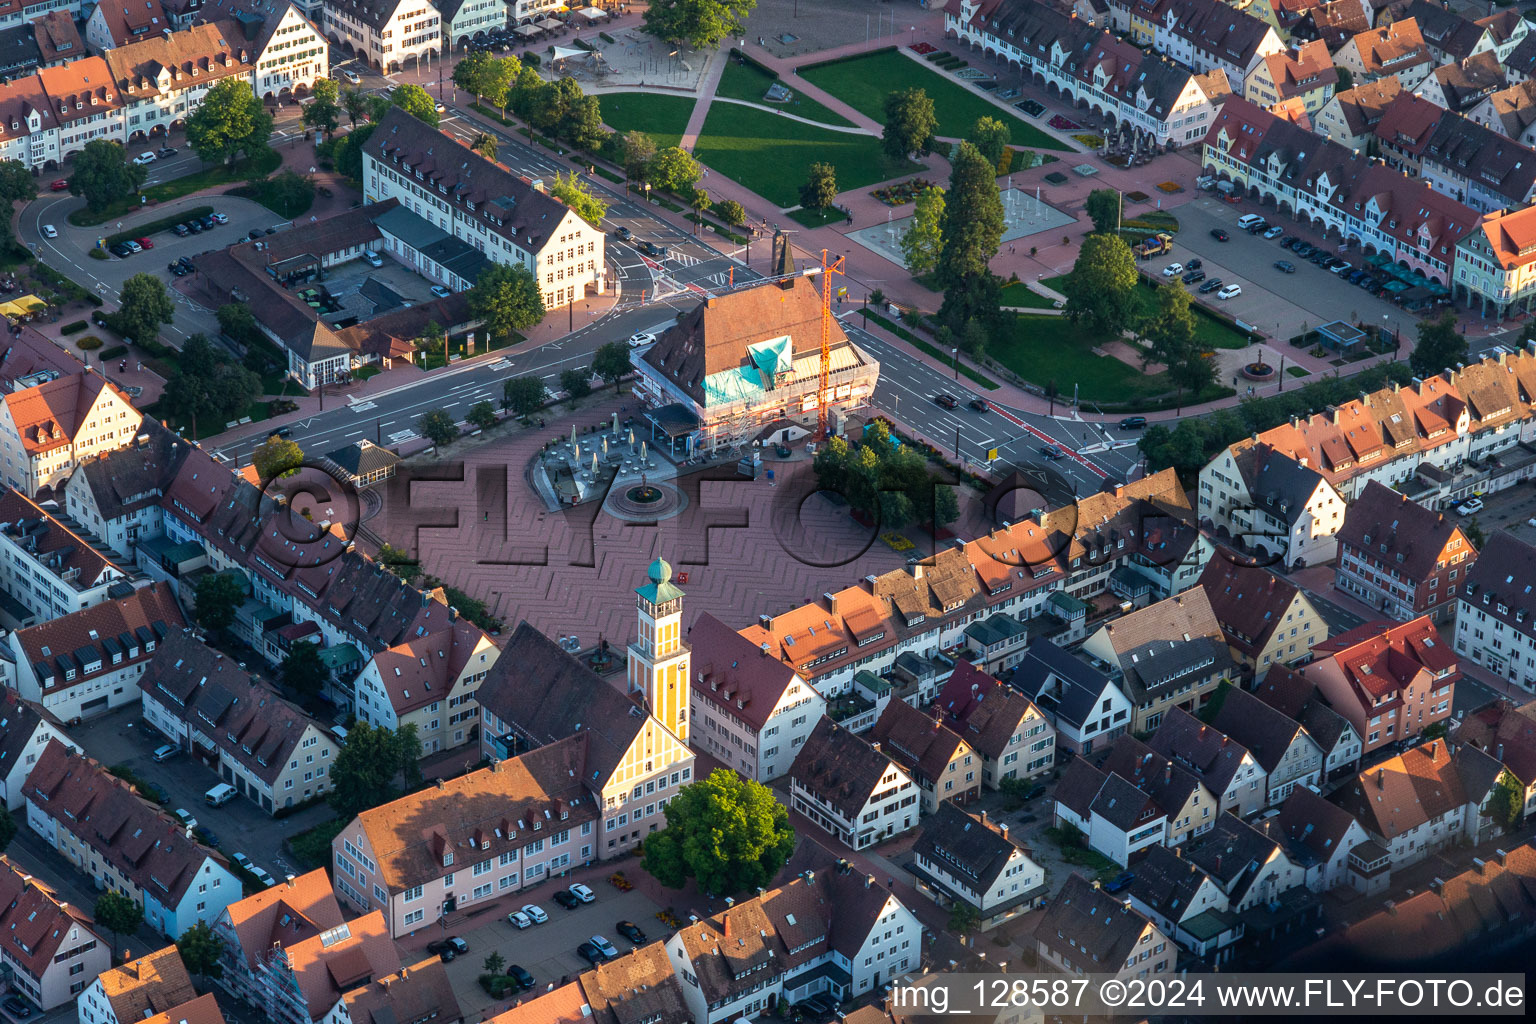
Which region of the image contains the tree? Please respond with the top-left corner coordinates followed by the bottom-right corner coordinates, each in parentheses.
top-left (419, 410), bottom-right (459, 447)
top-left (716, 198), bottom-right (746, 230)
top-left (560, 367), bottom-right (593, 402)
top-left (900, 185), bottom-right (946, 275)
top-left (454, 51), bottom-right (507, 105)
top-left (467, 400), bottom-right (498, 430)
top-left (161, 335), bottom-right (259, 432)
top-left (195, 571), bottom-right (245, 633)
top-left (647, 146), bottom-right (701, 193)
top-left (970, 115), bottom-right (1010, 169)
top-left (689, 187), bottom-right (712, 231)
top-left (472, 132), bottom-right (498, 162)
top-left (116, 273), bottom-right (175, 346)
top-left (0, 807), bottom-right (15, 855)
top-left (394, 722), bottom-right (422, 789)
top-left (1061, 233), bottom-right (1138, 334)
top-left (621, 130), bottom-right (656, 183)
top-left (935, 141), bottom-right (1004, 287)
top-left (813, 421), bottom-right (961, 529)
top-left (302, 77), bottom-right (341, 137)
top-left (334, 124), bottom-right (376, 182)
top-left (69, 141), bottom-right (146, 212)
top-left (417, 320), bottom-right (446, 361)
top-left (95, 891), bottom-right (143, 958)
top-left (1085, 188), bottom-right (1122, 235)
top-left (0, 160), bottom-right (33, 205)
top-left (1491, 772), bottom-right (1523, 830)
top-left (343, 87), bottom-right (370, 128)
top-left (186, 78), bottom-right (272, 168)
top-left (882, 87), bottom-right (938, 161)
top-left (593, 341), bottom-right (631, 393)
top-left (328, 721), bottom-right (409, 816)
top-left (468, 262), bottom-right (546, 339)
top-left (1167, 348), bottom-right (1216, 413)
top-left (503, 375), bottom-right (547, 417)
top-left (252, 435), bottom-right (304, 481)
top-left (1465, 517), bottom-right (1487, 551)
top-left (1140, 279), bottom-right (1197, 371)
top-left (948, 901), bottom-right (980, 938)
top-left (483, 952), bottom-right (507, 976)
top-left (390, 83), bottom-right (440, 127)
top-left (641, 769), bottom-right (795, 895)
top-left (508, 64), bottom-right (545, 126)
top-left (281, 640), bottom-right (327, 698)
top-left (550, 170), bottom-right (608, 227)
top-left (643, 0), bottom-right (758, 49)
top-left (1409, 310), bottom-right (1468, 380)
top-left (800, 161), bottom-right (837, 211)
top-left (176, 922), bottom-right (225, 980)
top-left (561, 94), bottom-right (607, 152)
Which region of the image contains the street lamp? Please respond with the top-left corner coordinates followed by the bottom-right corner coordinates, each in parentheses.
top-left (952, 347), bottom-right (959, 380)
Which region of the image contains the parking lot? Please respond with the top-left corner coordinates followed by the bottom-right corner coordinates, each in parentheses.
top-left (431, 885), bottom-right (664, 1017)
top-left (67, 704), bottom-right (331, 881)
top-left (1151, 198), bottom-right (1409, 340)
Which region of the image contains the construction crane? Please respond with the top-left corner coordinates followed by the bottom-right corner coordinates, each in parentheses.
top-left (816, 249), bottom-right (846, 439)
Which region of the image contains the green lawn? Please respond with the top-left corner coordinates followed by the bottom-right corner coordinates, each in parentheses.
top-left (788, 206), bottom-right (847, 228)
top-left (598, 92), bottom-right (696, 149)
top-left (68, 151), bottom-right (283, 227)
top-left (1041, 275), bottom-right (1256, 350)
top-left (695, 103), bottom-right (918, 208)
top-left (799, 48), bottom-right (1070, 152)
top-left (999, 281), bottom-right (1059, 310)
top-left (714, 58), bottom-right (855, 128)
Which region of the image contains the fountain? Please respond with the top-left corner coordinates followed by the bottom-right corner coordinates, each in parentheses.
top-left (626, 472), bottom-right (664, 505)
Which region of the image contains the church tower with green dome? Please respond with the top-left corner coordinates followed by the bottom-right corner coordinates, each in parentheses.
top-left (629, 557), bottom-right (690, 744)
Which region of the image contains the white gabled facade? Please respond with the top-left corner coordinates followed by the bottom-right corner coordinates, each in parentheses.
top-left (324, 0), bottom-right (439, 74)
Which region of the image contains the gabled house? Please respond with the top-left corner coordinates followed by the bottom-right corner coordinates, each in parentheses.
top-left (1052, 760), bottom-right (1168, 867)
top-left (0, 694), bottom-right (71, 810)
top-left (67, 425), bottom-right (189, 559)
top-left (0, 854), bottom-right (111, 1008)
top-left (1416, 53), bottom-right (1506, 115)
top-left (868, 699), bottom-right (981, 812)
top-left (337, 958), bottom-right (462, 1024)
top-left (1081, 588), bottom-right (1235, 734)
top-left (1335, 479), bottom-right (1475, 623)
top-left (1122, 845), bottom-right (1243, 964)
top-left (1456, 531), bottom-right (1536, 690)
top-left (1101, 735), bottom-right (1219, 845)
top-left (323, 0), bottom-right (438, 74)
top-left (1244, 40), bottom-right (1337, 116)
top-left (1302, 616), bottom-right (1457, 755)
top-left (1147, 708), bottom-right (1267, 818)
top-left (689, 612), bottom-right (827, 782)
top-left (1421, 109), bottom-right (1536, 213)
top-left (86, 0), bottom-right (170, 50)
top-left (1198, 438), bottom-right (1347, 570)
top-left (1033, 875), bottom-right (1173, 979)
top-left (1458, 699), bottom-right (1536, 818)
top-left (1210, 685), bottom-right (1324, 805)
top-left (348, 617), bottom-right (498, 755)
top-left (1181, 812), bottom-right (1306, 911)
top-left (1012, 636), bottom-right (1131, 755)
top-left (579, 942), bottom-right (690, 1024)
top-left (932, 660), bottom-right (1054, 788)
top-left (0, 487), bottom-right (125, 625)
top-left (1314, 77), bottom-right (1403, 148)
top-left (1335, 18), bottom-right (1434, 89)
top-left (214, 869), bottom-right (347, 1015)
top-left (77, 946), bottom-right (200, 1024)
top-left (789, 718), bottom-right (919, 850)
top-left (910, 804), bottom-right (1046, 928)
top-left (1254, 666), bottom-right (1363, 778)
top-left (1266, 784), bottom-right (1372, 892)
top-left (0, 369), bottom-right (142, 497)
top-left (1198, 560), bottom-right (1327, 680)
top-left (1469, 78), bottom-right (1536, 149)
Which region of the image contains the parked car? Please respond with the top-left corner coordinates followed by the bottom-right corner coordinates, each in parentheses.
top-left (132, 152), bottom-right (156, 165)
top-left (1161, 262), bottom-right (1183, 277)
top-left (1331, 261), bottom-right (1353, 274)
top-left (969, 397), bottom-right (988, 412)
top-left (1118, 416), bottom-right (1147, 430)
top-left (2, 995), bottom-right (33, 1018)
top-left (933, 393), bottom-right (958, 409)
top-left (1279, 236), bottom-right (1298, 248)
top-left (588, 935), bottom-right (618, 958)
top-left (1458, 497), bottom-right (1485, 515)
top-left (1209, 228), bottom-right (1229, 241)
top-left (157, 146), bottom-right (177, 158)
top-left (40, 224), bottom-right (56, 239)
top-left (577, 941), bottom-right (611, 965)
top-left (1346, 268), bottom-right (1367, 284)
top-left (1185, 258), bottom-right (1202, 270)
top-left (1105, 871), bottom-right (1136, 893)
top-left (168, 262), bottom-right (188, 276)
top-left (152, 743), bottom-right (179, 762)
top-left (122, 240), bottom-right (142, 253)
top-left (49, 179), bottom-right (68, 191)
top-left (173, 808), bottom-right (197, 829)
top-left (507, 910), bottom-right (532, 929)
top-left (187, 220), bottom-right (203, 233)
top-left (507, 965), bottom-right (535, 990)
top-left (252, 867), bottom-right (276, 887)
top-left (172, 223), bottom-right (190, 236)
top-left (1020, 781), bottom-right (1048, 800)
top-left (428, 937), bottom-right (467, 961)
top-left (211, 212), bottom-right (228, 224)
top-left (248, 228), bottom-right (264, 241)
top-left (1039, 443), bottom-right (1064, 460)
top-left (194, 826), bottom-right (220, 848)
top-left (616, 920), bottom-right (647, 943)
top-left (232, 852), bottom-right (254, 872)
top-left (627, 331), bottom-right (655, 348)
top-left (773, 443), bottom-right (792, 458)
top-left (1181, 268), bottom-right (1205, 284)
top-left (110, 242), bottom-right (133, 257)
top-left (552, 890), bottom-right (582, 910)
top-left (1217, 284), bottom-right (1242, 299)
top-left (520, 904), bottom-right (548, 924)
top-left (342, 69), bottom-right (361, 84)
top-left (430, 284), bottom-right (452, 298)
top-left (569, 883), bottom-right (596, 903)
top-left (135, 237), bottom-right (154, 249)
top-left (1198, 278), bottom-right (1223, 294)
top-left (1273, 260), bottom-right (1295, 273)
top-left (1263, 225), bottom-right (1285, 239)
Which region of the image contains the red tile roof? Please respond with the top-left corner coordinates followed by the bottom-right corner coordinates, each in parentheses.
top-left (1, 370), bottom-right (130, 455)
top-left (691, 612), bottom-right (805, 731)
top-left (1309, 616), bottom-right (1456, 701)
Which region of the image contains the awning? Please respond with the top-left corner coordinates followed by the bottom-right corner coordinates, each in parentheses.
top-left (552, 45), bottom-right (587, 60)
top-left (514, 24), bottom-right (540, 37)
top-left (537, 16), bottom-right (563, 30)
top-left (646, 402), bottom-right (701, 438)
top-left (577, 6), bottom-right (607, 21)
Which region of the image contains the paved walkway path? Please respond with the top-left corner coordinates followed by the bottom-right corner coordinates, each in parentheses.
top-left (679, 48), bottom-right (727, 151)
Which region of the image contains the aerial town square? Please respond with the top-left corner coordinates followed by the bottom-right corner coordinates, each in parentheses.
top-left (0, 0), bottom-right (1530, 1021)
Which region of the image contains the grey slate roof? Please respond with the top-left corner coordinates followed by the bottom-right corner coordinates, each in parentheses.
top-left (1182, 812), bottom-right (1282, 901)
top-left (0, 22), bottom-right (41, 80)
top-left (1461, 531), bottom-right (1536, 637)
top-left (325, 439), bottom-right (399, 479)
top-left (1253, 665), bottom-right (1354, 752)
top-left (1034, 875), bottom-right (1155, 969)
top-left (372, 204), bottom-right (490, 283)
top-left (1232, 442), bottom-right (1327, 527)
top-left (1422, 111), bottom-right (1536, 207)
top-left (1090, 771), bottom-right (1162, 831)
top-left (1012, 636), bottom-right (1115, 732)
top-left (1268, 785), bottom-right (1361, 869)
top-left (1209, 686), bottom-right (1309, 776)
top-left (1126, 844), bottom-right (1213, 925)
top-left (911, 803), bottom-right (1027, 889)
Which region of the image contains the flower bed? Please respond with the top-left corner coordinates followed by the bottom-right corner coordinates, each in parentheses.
top-left (871, 177), bottom-right (935, 206)
top-left (1072, 133), bottom-right (1103, 149)
top-left (1047, 114), bottom-right (1081, 131)
top-left (1156, 181), bottom-right (1183, 193)
top-left (1017, 99), bottom-right (1045, 117)
top-left (910, 41), bottom-right (936, 54)
top-left (1125, 190), bottom-right (1150, 203)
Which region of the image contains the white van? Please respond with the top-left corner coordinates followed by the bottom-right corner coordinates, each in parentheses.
top-left (205, 783), bottom-right (237, 807)
top-left (1236, 214), bottom-right (1265, 230)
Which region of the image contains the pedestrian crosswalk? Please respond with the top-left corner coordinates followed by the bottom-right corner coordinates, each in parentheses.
top-left (667, 251), bottom-right (702, 268)
top-left (350, 401), bottom-right (377, 413)
top-left (388, 430), bottom-right (418, 444)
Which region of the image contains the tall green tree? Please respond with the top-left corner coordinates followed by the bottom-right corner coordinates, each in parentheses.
top-left (533, 76), bottom-right (582, 135)
top-left (95, 891), bottom-right (143, 959)
top-left (280, 640), bottom-right (328, 698)
top-left (560, 367), bottom-right (593, 403)
top-left (1409, 310), bottom-right (1468, 380)
top-left (466, 400), bottom-right (498, 430)
top-left (252, 435), bottom-right (304, 480)
top-left (1140, 279), bottom-right (1197, 371)
top-left (641, 769), bottom-right (795, 894)
top-left (176, 922), bottom-right (225, 980)
top-left (882, 87), bottom-right (938, 161)
top-left (508, 65), bottom-right (545, 125)
top-left (643, 0), bottom-right (757, 48)
top-left (716, 198), bottom-right (746, 230)
top-left (302, 77), bottom-right (341, 136)
top-left (390, 83), bottom-right (440, 127)
top-left (936, 141), bottom-right (1003, 286)
top-left (453, 50), bottom-right (503, 104)
top-left (115, 273), bottom-right (175, 345)
top-left (0, 160), bottom-right (34, 204)
top-left (550, 170), bottom-right (608, 227)
top-left (160, 334), bottom-right (260, 431)
top-left (593, 341), bottom-right (631, 393)
top-left (468, 263), bottom-right (546, 339)
top-left (343, 87), bottom-right (370, 127)
top-left (328, 721), bottom-right (412, 816)
top-left (1085, 188), bottom-right (1121, 235)
top-left (419, 410), bottom-right (460, 448)
top-left (69, 141), bottom-right (146, 212)
top-left (186, 79), bottom-right (272, 168)
top-left (194, 571), bottom-right (245, 634)
top-left (394, 723), bottom-right (422, 789)
top-left (970, 115), bottom-right (1010, 168)
top-left (335, 124), bottom-right (376, 182)
top-left (800, 161), bottom-right (837, 211)
top-left (647, 146), bottom-right (701, 193)
top-left (561, 94), bottom-right (606, 152)
top-left (502, 375), bottom-right (547, 417)
top-left (901, 185), bottom-right (946, 275)
top-left (813, 420), bottom-right (960, 529)
top-left (1061, 233), bottom-right (1138, 334)
top-left (621, 130), bottom-right (656, 183)
top-left (472, 132), bottom-right (498, 162)
top-left (1491, 772), bottom-right (1523, 830)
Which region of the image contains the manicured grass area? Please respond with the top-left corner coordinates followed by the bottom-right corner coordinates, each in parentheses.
top-left (1287, 365), bottom-right (1311, 378)
top-left (999, 281), bottom-right (1059, 310)
top-left (288, 816), bottom-right (347, 870)
top-left (799, 48), bottom-right (1070, 152)
top-left (105, 206), bottom-right (213, 247)
top-left (68, 151), bottom-right (283, 227)
top-left (863, 310), bottom-right (999, 390)
top-left (598, 91), bottom-right (695, 149)
top-left (788, 206), bottom-right (847, 228)
top-left (714, 58), bottom-right (855, 128)
top-left (696, 103), bottom-right (918, 208)
top-left (1041, 275), bottom-right (1256, 350)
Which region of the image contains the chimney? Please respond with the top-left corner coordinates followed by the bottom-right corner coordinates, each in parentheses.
top-left (824, 592), bottom-right (839, 615)
top-left (805, 870), bottom-right (815, 885)
top-left (1376, 768), bottom-right (1385, 789)
top-left (980, 809), bottom-right (987, 824)
top-left (1497, 743), bottom-right (1504, 761)
top-left (1430, 876), bottom-right (1444, 896)
top-left (759, 613), bottom-right (773, 631)
top-left (870, 741), bottom-right (880, 753)
top-left (1429, 741), bottom-right (1438, 760)
top-left (724, 896), bottom-right (734, 908)
top-left (910, 562), bottom-right (924, 580)
top-left (724, 914), bottom-right (731, 939)
top-left (1384, 899), bottom-right (1397, 914)
top-left (1000, 823), bottom-right (1009, 838)
top-left (1473, 857), bottom-right (1488, 875)
top-left (1496, 848), bottom-right (1508, 866)
top-left (865, 874), bottom-right (875, 889)
top-left (1215, 854), bottom-right (1223, 873)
